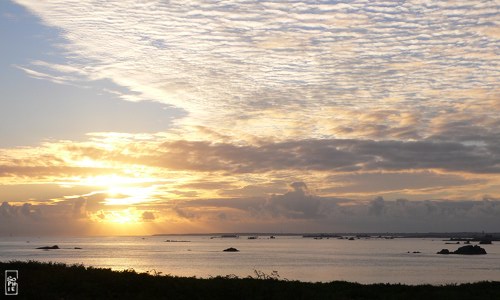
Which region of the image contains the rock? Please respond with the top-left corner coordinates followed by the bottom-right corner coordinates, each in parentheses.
top-left (453, 245), bottom-right (487, 255)
top-left (36, 245), bottom-right (60, 250)
top-left (223, 247), bottom-right (239, 252)
top-left (437, 249), bottom-right (450, 254)
top-left (437, 245), bottom-right (487, 255)
top-left (74, 247), bottom-right (82, 249)
top-left (165, 240), bottom-right (190, 243)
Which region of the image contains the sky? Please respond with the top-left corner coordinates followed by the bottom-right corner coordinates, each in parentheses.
top-left (1, 0), bottom-right (499, 236)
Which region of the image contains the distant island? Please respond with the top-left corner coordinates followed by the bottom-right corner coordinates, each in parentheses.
top-left (1, 261), bottom-right (499, 300)
top-left (153, 232), bottom-right (500, 240)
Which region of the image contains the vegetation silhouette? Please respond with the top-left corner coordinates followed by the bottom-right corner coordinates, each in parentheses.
top-left (1, 261), bottom-right (499, 299)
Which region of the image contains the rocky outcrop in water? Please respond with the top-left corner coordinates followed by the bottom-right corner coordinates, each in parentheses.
top-left (437, 245), bottom-right (486, 255)
top-left (454, 245), bottom-right (487, 255)
top-left (36, 245), bottom-right (60, 250)
top-left (223, 247), bottom-right (239, 252)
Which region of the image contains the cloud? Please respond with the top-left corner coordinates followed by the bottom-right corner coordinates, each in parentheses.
top-left (72, 197), bottom-right (87, 218)
top-left (14, 61), bottom-right (88, 86)
top-left (0, 201), bottom-right (75, 235)
top-left (1, 132), bottom-right (498, 207)
top-left (331, 197), bottom-right (500, 232)
top-left (323, 171), bottom-right (483, 195)
top-left (220, 182), bottom-right (288, 198)
top-left (160, 187), bottom-right (500, 232)
top-left (0, 202), bottom-right (41, 220)
top-left (179, 181), bottom-right (235, 191)
top-left (169, 182), bottom-right (341, 222)
top-left (0, 165), bottom-right (118, 178)
top-left (141, 211), bottom-right (155, 221)
top-left (12, 0), bottom-right (499, 143)
top-left (143, 138), bottom-right (500, 174)
top-left (0, 184), bottom-right (99, 203)
top-left (263, 182), bottom-right (323, 219)
top-left (2, 181), bottom-right (500, 234)
top-left (369, 197), bottom-right (386, 216)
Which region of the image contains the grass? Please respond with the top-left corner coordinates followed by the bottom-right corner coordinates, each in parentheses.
top-left (1, 260), bottom-right (499, 299)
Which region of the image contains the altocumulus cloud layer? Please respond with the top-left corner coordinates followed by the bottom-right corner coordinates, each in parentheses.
top-left (15, 1), bottom-right (499, 129)
top-left (0, 0), bottom-right (499, 235)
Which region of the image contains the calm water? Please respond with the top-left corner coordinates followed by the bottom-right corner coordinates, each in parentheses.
top-left (1, 235), bottom-right (499, 284)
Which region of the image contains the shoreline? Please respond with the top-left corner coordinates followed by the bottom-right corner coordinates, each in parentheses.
top-left (2, 260), bottom-right (499, 299)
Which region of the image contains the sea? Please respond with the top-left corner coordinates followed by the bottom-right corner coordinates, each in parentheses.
top-left (1, 235), bottom-right (499, 284)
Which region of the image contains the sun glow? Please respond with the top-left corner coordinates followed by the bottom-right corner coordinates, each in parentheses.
top-left (64, 174), bottom-right (160, 205)
top-left (92, 209), bottom-right (142, 224)
top-left (78, 174), bottom-right (155, 187)
top-left (87, 208), bottom-right (158, 235)
top-left (108, 210), bottom-right (139, 224)
top-left (105, 185), bottom-right (156, 206)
